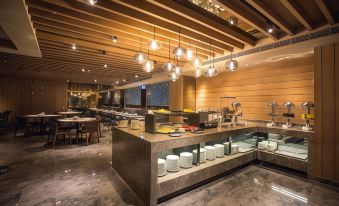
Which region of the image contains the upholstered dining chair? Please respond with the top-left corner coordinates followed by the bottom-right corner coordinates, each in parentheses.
top-left (80, 120), bottom-right (100, 146)
top-left (48, 121), bottom-right (73, 148)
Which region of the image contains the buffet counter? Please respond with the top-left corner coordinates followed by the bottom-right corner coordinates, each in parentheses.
top-left (112, 123), bottom-right (313, 206)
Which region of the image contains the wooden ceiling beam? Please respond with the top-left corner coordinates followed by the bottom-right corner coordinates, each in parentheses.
top-left (28, 7), bottom-right (224, 56)
top-left (36, 30), bottom-right (173, 64)
top-left (27, 0), bottom-right (230, 52)
top-left (115, 0), bottom-right (253, 47)
top-left (32, 18), bottom-right (209, 59)
top-left (315, 0), bottom-right (335, 25)
top-left (246, 0), bottom-right (295, 35)
top-left (280, 0), bottom-right (314, 30)
top-left (216, 0), bottom-right (281, 40)
top-left (150, 0), bottom-right (256, 46)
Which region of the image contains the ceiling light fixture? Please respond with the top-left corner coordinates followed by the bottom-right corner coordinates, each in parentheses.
top-left (225, 51), bottom-right (238, 72)
top-left (194, 68), bottom-right (202, 78)
top-left (173, 27), bottom-right (186, 60)
top-left (204, 39), bottom-right (219, 77)
top-left (112, 35), bottom-right (118, 43)
top-left (267, 22), bottom-right (274, 33)
top-left (168, 71), bottom-right (179, 82)
top-left (135, 75), bottom-right (138, 78)
top-left (71, 44), bottom-right (76, 50)
top-left (174, 60), bottom-right (182, 75)
top-left (104, 64), bottom-right (107, 68)
top-left (162, 39), bottom-right (173, 71)
top-left (81, 68), bottom-right (85, 72)
top-left (134, 38), bottom-right (147, 64)
top-left (94, 79), bottom-right (97, 82)
top-left (87, 0), bottom-right (97, 5)
top-left (142, 50), bottom-right (154, 73)
top-left (228, 16), bottom-right (238, 26)
top-left (123, 79), bottom-right (126, 82)
top-left (186, 40), bottom-right (193, 61)
top-left (192, 48), bottom-right (201, 69)
top-left (149, 27), bottom-right (161, 50)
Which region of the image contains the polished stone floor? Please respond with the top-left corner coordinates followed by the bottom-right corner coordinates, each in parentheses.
top-left (1, 128), bottom-right (339, 206)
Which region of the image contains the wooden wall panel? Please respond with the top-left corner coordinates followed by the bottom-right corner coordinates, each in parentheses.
top-left (196, 56), bottom-right (314, 123)
top-left (313, 43), bottom-right (339, 183)
top-left (0, 77), bottom-right (68, 124)
top-left (335, 43), bottom-right (339, 182)
top-left (320, 44), bottom-right (335, 180)
top-left (183, 76), bottom-right (196, 110)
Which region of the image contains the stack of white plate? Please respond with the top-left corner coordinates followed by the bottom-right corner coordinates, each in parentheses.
top-left (166, 155), bottom-right (179, 172)
top-left (193, 148), bottom-right (206, 164)
top-left (214, 144), bottom-right (224, 158)
top-left (179, 152), bottom-right (193, 168)
top-left (204, 146), bottom-right (216, 160)
top-left (157, 158), bottom-right (166, 177)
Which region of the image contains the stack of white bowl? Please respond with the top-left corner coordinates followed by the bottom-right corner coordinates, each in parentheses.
top-left (267, 142), bottom-right (278, 151)
top-left (157, 158), bottom-right (166, 177)
top-left (258, 141), bottom-right (267, 150)
top-left (231, 144), bottom-right (239, 154)
top-left (179, 152), bottom-right (193, 168)
top-left (204, 146), bottom-right (216, 160)
top-left (166, 155), bottom-right (179, 172)
top-left (193, 148), bottom-right (206, 164)
top-left (214, 144), bottom-right (225, 158)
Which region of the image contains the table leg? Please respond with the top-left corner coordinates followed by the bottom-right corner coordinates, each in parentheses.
top-left (40, 117), bottom-right (44, 135)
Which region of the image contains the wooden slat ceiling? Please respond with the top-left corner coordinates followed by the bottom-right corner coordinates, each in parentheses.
top-left (0, 0), bottom-right (338, 85)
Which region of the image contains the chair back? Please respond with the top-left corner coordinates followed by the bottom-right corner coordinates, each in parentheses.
top-left (49, 121), bottom-right (58, 134)
top-left (83, 121), bottom-right (99, 133)
top-left (15, 117), bottom-right (27, 127)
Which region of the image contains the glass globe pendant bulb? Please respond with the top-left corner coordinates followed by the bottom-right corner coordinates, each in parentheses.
top-left (142, 60), bottom-right (154, 73)
top-left (162, 62), bottom-right (173, 71)
top-left (186, 48), bottom-right (193, 61)
top-left (149, 39), bottom-right (161, 50)
top-left (168, 71), bottom-right (179, 81)
top-left (134, 53), bottom-right (147, 64)
top-left (226, 59), bottom-right (238, 71)
top-left (193, 57), bottom-right (201, 69)
top-left (174, 65), bottom-right (182, 74)
top-left (204, 66), bottom-right (219, 77)
top-left (194, 69), bottom-right (202, 78)
top-left (173, 46), bottom-right (186, 59)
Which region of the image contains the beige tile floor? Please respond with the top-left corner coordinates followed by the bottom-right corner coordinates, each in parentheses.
top-left (0, 128), bottom-right (338, 206)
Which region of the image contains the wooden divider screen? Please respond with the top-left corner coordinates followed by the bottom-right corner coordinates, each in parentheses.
top-left (312, 43), bottom-right (339, 183)
top-left (196, 56), bottom-right (314, 123)
top-left (0, 77), bottom-right (68, 123)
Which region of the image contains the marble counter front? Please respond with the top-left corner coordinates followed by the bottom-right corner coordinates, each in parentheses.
top-left (112, 123), bottom-right (313, 206)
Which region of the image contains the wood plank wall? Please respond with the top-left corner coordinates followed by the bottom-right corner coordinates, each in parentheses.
top-left (312, 43), bottom-right (339, 183)
top-left (183, 76), bottom-right (196, 111)
top-left (0, 77), bottom-right (68, 123)
top-left (196, 56), bottom-right (314, 123)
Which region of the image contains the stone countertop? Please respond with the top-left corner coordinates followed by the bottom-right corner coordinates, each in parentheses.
top-left (113, 122), bottom-right (313, 152)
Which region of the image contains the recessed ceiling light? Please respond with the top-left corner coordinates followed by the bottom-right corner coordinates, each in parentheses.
top-left (123, 79), bottom-right (126, 82)
top-left (71, 44), bottom-right (77, 50)
top-left (94, 79), bottom-right (97, 82)
top-left (81, 68), bottom-right (85, 72)
top-left (228, 16), bottom-right (238, 26)
top-left (104, 64), bottom-right (107, 68)
top-left (112, 36), bottom-right (118, 43)
top-left (87, 69), bottom-right (90, 72)
top-left (115, 80), bottom-right (119, 84)
top-left (87, 0), bottom-right (97, 5)
top-left (135, 75), bottom-right (138, 78)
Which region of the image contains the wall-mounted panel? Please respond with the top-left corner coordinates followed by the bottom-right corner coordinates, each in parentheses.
top-left (147, 81), bottom-right (169, 107)
top-left (125, 86), bottom-right (141, 107)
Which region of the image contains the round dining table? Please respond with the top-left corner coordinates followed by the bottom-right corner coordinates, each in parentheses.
top-left (24, 114), bottom-right (61, 135)
top-left (57, 111), bottom-right (82, 117)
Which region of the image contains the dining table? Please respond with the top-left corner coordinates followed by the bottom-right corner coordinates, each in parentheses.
top-left (24, 114), bottom-right (61, 135)
top-left (57, 111), bottom-right (82, 117)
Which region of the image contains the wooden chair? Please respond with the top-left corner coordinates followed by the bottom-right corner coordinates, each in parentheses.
top-left (48, 121), bottom-right (73, 148)
top-left (80, 120), bottom-right (100, 146)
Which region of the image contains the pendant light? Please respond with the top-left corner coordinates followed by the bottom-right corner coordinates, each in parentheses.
top-left (162, 39), bottom-right (173, 71)
top-left (149, 27), bottom-right (161, 50)
top-left (204, 40), bottom-right (219, 77)
top-left (142, 49), bottom-right (154, 73)
top-left (134, 38), bottom-right (147, 64)
top-left (173, 27), bottom-right (186, 60)
top-left (174, 60), bottom-right (182, 74)
top-left (186, 41), bottom-right (193, 61)
top-left (192, 48), bottom-right (201, 69)
top-left (194, 68), bottom-right (202, 78)
top-left (225, 51), bottom-right (238, 72)
top-left (168, 71), bottom-right (179, 82)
